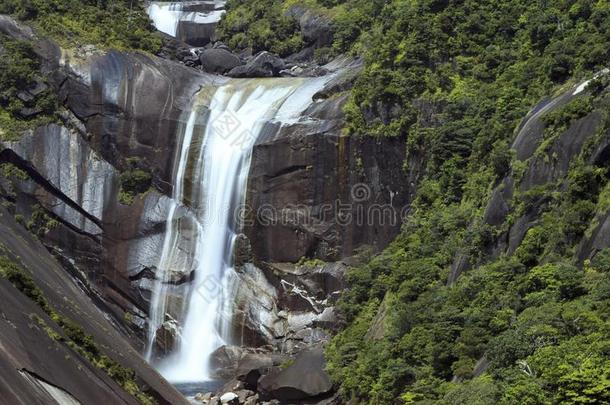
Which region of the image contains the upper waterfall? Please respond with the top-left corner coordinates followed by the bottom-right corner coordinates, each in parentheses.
top-left (145, 76), bottom-right (329, 383)
top-left (146, 1), bottom-right (226, 38)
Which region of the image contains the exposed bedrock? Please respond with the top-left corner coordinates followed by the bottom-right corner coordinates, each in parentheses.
top-left (1, 15), bottom-right (409, 402)
top-left (0, 16), bottom-right (218, 345)
top-left (229, 260), bottom-right (346, 350)
top-left (244, 67), bottom-right (411, 262)
top-left (0, 205), bottom-right (189, 404)
top-left (60, 49), bottom-right (213, 191)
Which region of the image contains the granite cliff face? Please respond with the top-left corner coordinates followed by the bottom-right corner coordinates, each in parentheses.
top-left (0, 13), bottom-right (410, 403)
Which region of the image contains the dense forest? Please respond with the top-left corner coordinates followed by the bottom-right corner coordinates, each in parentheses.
top-left (218, 0), bottom-right (610, 403)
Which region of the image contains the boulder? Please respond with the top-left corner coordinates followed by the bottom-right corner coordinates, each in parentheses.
top-left (227, 52), bottom-right (285, 78)
top-left (300, 12), bottom-right (333, 48)
top-left (286, 7), bottom-right (333, 49)
top-left (154, 317), bottom-right (180, 355)
top-left (258, 346), bottom-right (333, 401)
top-left (236, 389), bottom-right (255, 403)
top-left (239, 368), bottom-right (263, 391)
top-left (195, 392), bottom-right (213, 402)
top-left (200, 48), bottom-right (242, 74)
top-left (220, 392), bottom-right (239, 404)
top-left (209, 346), bottom-right (245, 379)
top-left (243, 394), bottom-right (259, 405)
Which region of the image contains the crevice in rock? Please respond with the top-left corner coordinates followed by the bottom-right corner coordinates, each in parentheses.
top-left (268, 165), bottom-right (308, 179)
top-left (19, 369), bottom-right (82, 405)
top-left (0, 148), bottom-right (104, 230)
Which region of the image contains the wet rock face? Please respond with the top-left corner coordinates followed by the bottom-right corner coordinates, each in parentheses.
top-left (245, 98), bottom-right (410, 262)
top-left (234, 233), bottom-right (253, 268)
top-left (0, 19), bottom-right (218, 350)
top-left (0, 123), bottom-right (118, 286)
top-left (60, 50), bottom-right (210, 190)
top-left (0, 205), bottom-right (189, 405)
top-left (153, 316), bottom-right (180, 356)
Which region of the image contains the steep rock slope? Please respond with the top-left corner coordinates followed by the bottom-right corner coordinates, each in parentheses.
top-left (0, 205), bottom-right (188, 404)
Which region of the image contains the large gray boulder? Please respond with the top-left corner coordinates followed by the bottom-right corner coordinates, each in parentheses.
top-left (258, 346), bottom-right (333, 401)
top-left (227, 51), bottom-right (285, 78)
top-left (286, 6), bottom-right (333, 48)
top-left (200, 48), bottom-right (243, 74)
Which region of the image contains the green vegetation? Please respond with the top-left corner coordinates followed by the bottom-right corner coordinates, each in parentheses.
top-left (297, 256), bottom-right (326, 268)
top-left (0, 0), bottom-right (161, 52)
top-left (217, 0), bottom-right (610, 402)
top-left (0, 162), bottom-right (29, 200)
top-left (0, 35), bottom-right (57, 140)
top-left (219, 1), bottom-right (610, 401)
top-left (326, 150), bottom-right (610, 403)
top-left (324, 91), bottom-right (610, 402)
top-left (26, 204), bottom-right (59, 237)
top-left (538, 95), bottom-right (595, 154)
top-left (0, 1), bottom-right (162, 140)
top-left (0, 255), bottom-right (156, 404)
top-left (217, 0), bottom-right (303, 57)
top-left (0, 255), bottom-right (52, 313)
top-left (0, 163), bottom-right (28, 181)
top-left (119, 158), bottom-right (152, 205)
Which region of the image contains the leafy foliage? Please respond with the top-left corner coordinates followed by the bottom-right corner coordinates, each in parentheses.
top-left (0, 35), bottom-right (57, 139)
top-left (317, 0), bottom-right (610, 402)
top-left (119, 158), bottom-right (152, 205)
top-left (217, 0), bottom-right (303, 56)
top-left (0, 0), bottom-right (161, 52)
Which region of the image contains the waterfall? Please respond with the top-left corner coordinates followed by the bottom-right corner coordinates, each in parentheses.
top-left (146, 77), bottom-right (328, 383)
top-left (146, 1), bottom-right (226, 37)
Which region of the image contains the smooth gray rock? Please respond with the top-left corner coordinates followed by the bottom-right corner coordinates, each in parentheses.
top-left (286, 6), bottom-right (333, 48)
top-left (258, 346), bottom-right (333, 401)
top-left (200, 48), bottom-right (243, 74)
top-left (227, 52), bottom-right (285, 78)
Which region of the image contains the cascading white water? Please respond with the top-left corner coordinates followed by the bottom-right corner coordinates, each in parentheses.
top-left (147, 1), bottom-right (226, 37)
top-left (146, 77), bottom-right (329, 383)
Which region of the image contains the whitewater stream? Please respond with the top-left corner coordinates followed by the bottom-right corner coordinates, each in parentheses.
top-left (145, 77), bottom-right (328, 383)
top-left (146, 1), bottom-right (226, 37)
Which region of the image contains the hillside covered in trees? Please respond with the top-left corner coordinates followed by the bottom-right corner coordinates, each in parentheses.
top-left (217, 0), bottom-right (610, 403)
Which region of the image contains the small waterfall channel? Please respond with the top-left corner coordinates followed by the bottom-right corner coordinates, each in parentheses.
top-left (145, 77), bottom-right (329, 384)
top-left (146, 1), bottom-right (226, 37)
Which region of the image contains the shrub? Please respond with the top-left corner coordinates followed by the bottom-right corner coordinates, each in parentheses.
top-left (119, 160), bottom-right (152, 205)
top-left (0, 0), bottom-right (161, 52)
